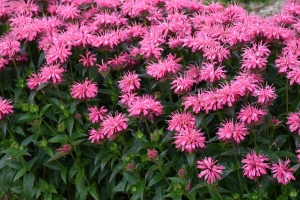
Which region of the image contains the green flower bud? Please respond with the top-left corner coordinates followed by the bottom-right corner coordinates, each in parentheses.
top-left (21, 103), bottom-right (29, 112)
top-left (136, 130), bottom-right (145, 140)
top-left (40, 139), bottom-right (47, 147)
top-left (57, 123), bottom-right (66, 132)
top-left (290, 189), bottom-right (298, 198)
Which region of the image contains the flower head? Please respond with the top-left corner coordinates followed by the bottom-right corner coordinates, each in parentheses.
top-left (40, 64), bottom-right (65, 84)
top-left (242, 151), bottom-right (270, 180)
top-left (216, 120), bottom-right (249, 143)
top-left (88, 105), bottom-right (107, 124)
top-left (79, 51), bottom-right (97, 68)
top-left (128, 95), bottom-right (163, 120)
top-left (253, 84), bottom-right (277, 106)
top-left (174, 128), bottom-right (206, 153)
top-left (147, 148), bottom-right (159, 161)
top-left (57, 144), bottom-right (72, 155)
top-left (70, 78), bottom-right (98, 100)
top-left (287, 110), bottom-right (300, 135)
top-left (271, 159), bottom-right (295, 185)
top-left (167, 111), bottom-right (196, 132)
top-left (118, 71), bottom-right (141, 93)
top-left (237, 104), bottom-right (267, 125)
top-left (88, 128), bottom-right (105, 144)
top-left (100, 112), bottom-right (129, 140)
top-left (27, 72), bottom-right (43, 90)
top-left (197, 157), bottom-right (225, 184)
top-left (0, 98), bottom-right (13, 120)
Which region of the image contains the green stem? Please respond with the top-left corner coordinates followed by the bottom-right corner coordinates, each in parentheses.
top-left (42, 119), bottom-right (57, 135)
top-left (145, 120), bottom-right (151, 135)
top-left (12, 59), bottom-right (20, 80)
top-left (69, 61), bottom-right (75, 82)
top-left (233, 144), bottom-right (243, 193)
top-left (213, 184), bottom-right (224, 200)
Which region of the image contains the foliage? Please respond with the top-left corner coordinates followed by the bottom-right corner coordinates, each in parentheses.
top-left (0, 0), bottom-right (300, 200)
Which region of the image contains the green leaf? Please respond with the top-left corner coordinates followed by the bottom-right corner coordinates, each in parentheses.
top-left (39, 104), bottom-right (52, 118)
top-left (48, 135), bottom-right (69, 143)
top-left (76, 171), bottom-right (85, 192)
top-left (186, 153), bottom-right (195, 167)
top-left (113, 178), bottom-right (127, 192)
top-left (0, 121), bottom-right (7, 137)
top-left (148, 172), bottom-right (163, 187)
top-left (277, 195), bottom-right (288, 200)
top-left (13, 167), bottom-right (27, 182)
top-left (109, 163), bottom-right (124, 183)
top-left (188, 182), bottom-right (207, 195)
top-left (18, 113), bottom-right (39, 122)
top-left (88, 183), bottom-right (100, 200)
top-left (20, 135), bottom-right (34, 146)
top-left (65, 117), bottom-right (74, 137)
top-left (37, 52), bottom-right (45, 68)
top-left (276, 150), bottom-right (295, 158)
top-left (123, 171), bottom-right (138, 185)
top-left (23, 173), bottom-right (35, 199)
top-left (60, 166), bottom-right (67, 184)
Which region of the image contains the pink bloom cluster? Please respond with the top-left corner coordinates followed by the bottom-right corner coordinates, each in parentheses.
top-left (197, 157), bottom-right (225, 184)
top-left (241, 151), bottom-right (295, 185)
top-left (0, 97), bottom-right (14, 120)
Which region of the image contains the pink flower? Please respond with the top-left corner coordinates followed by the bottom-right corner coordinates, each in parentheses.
top-left (171, 74), bottom-right (195, 95)
top-left (70, 78), bottom-right (98, 100)
top-left (40, 64), bottom-right (65, 84)
top-left (27, 72), bottom-right (43, 90)
top-left (197, 157), bottom-right (225, 184)
top-left (128, 95), bottom-right (163, 120)
top-left (296, 148), bottom-right (300, 162)
top-left (88, 128), bottom-right (105, 144)
top-left (174, 128), bottom-right (206, 153)
top-left (253, 84), bottom-right (277, 106)
top-left (183, 91), bottom-right (204, 113)
top-left (57, 144), bottom-right (72, 155)
top-left (203, 45), bottom-right (230, 63)
top-left (287, 66), bottom-right (300, 85)
top-left (237, 105), bottom-right (267, 125)
top-left (218, 82), bottom-right (240, 108)
top-left (167, 111), bottom-right (196, 132)
top-left (200, 62), bottom-right (226, 83)
top-left (287, 110), bottom-right (300, 135)
top-left (241, 43), bottom-right (270, 70)
top-left (100, 112), bottom-right (129, 139)
top-left (241, 151), bottom-right (270, 180)
top-left (0, 98), bottom-right (14, 119)
top-left (0, 34), bottom-right (20, 58)
top-left (147, 148), bottom-right (158, 161)
top-left (79, 51), bottom-right (97, 68)
top-left (118, 71), bottom-right (141, 93)
top-left (87, 105), bottom-right (107, 124)
top-left (119, 92), bottom-right (138, 107)
top-left (271, 159), bottom-right (295, 185)
top-left (216, 120), bottom-right (249, 143)
top-left (146, 54), bottom-right (182, 80)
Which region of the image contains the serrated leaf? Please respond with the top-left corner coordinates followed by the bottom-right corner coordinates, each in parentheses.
top-left (276, 150), bottom-right (295, 158)
top-left (13, 168), bottom-right (27, 182)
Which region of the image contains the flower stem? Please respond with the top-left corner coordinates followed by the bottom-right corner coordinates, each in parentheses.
top-left (213, 184), bottom-right (224, 200)
top-left (233, 144), bottom-right (243, 193)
